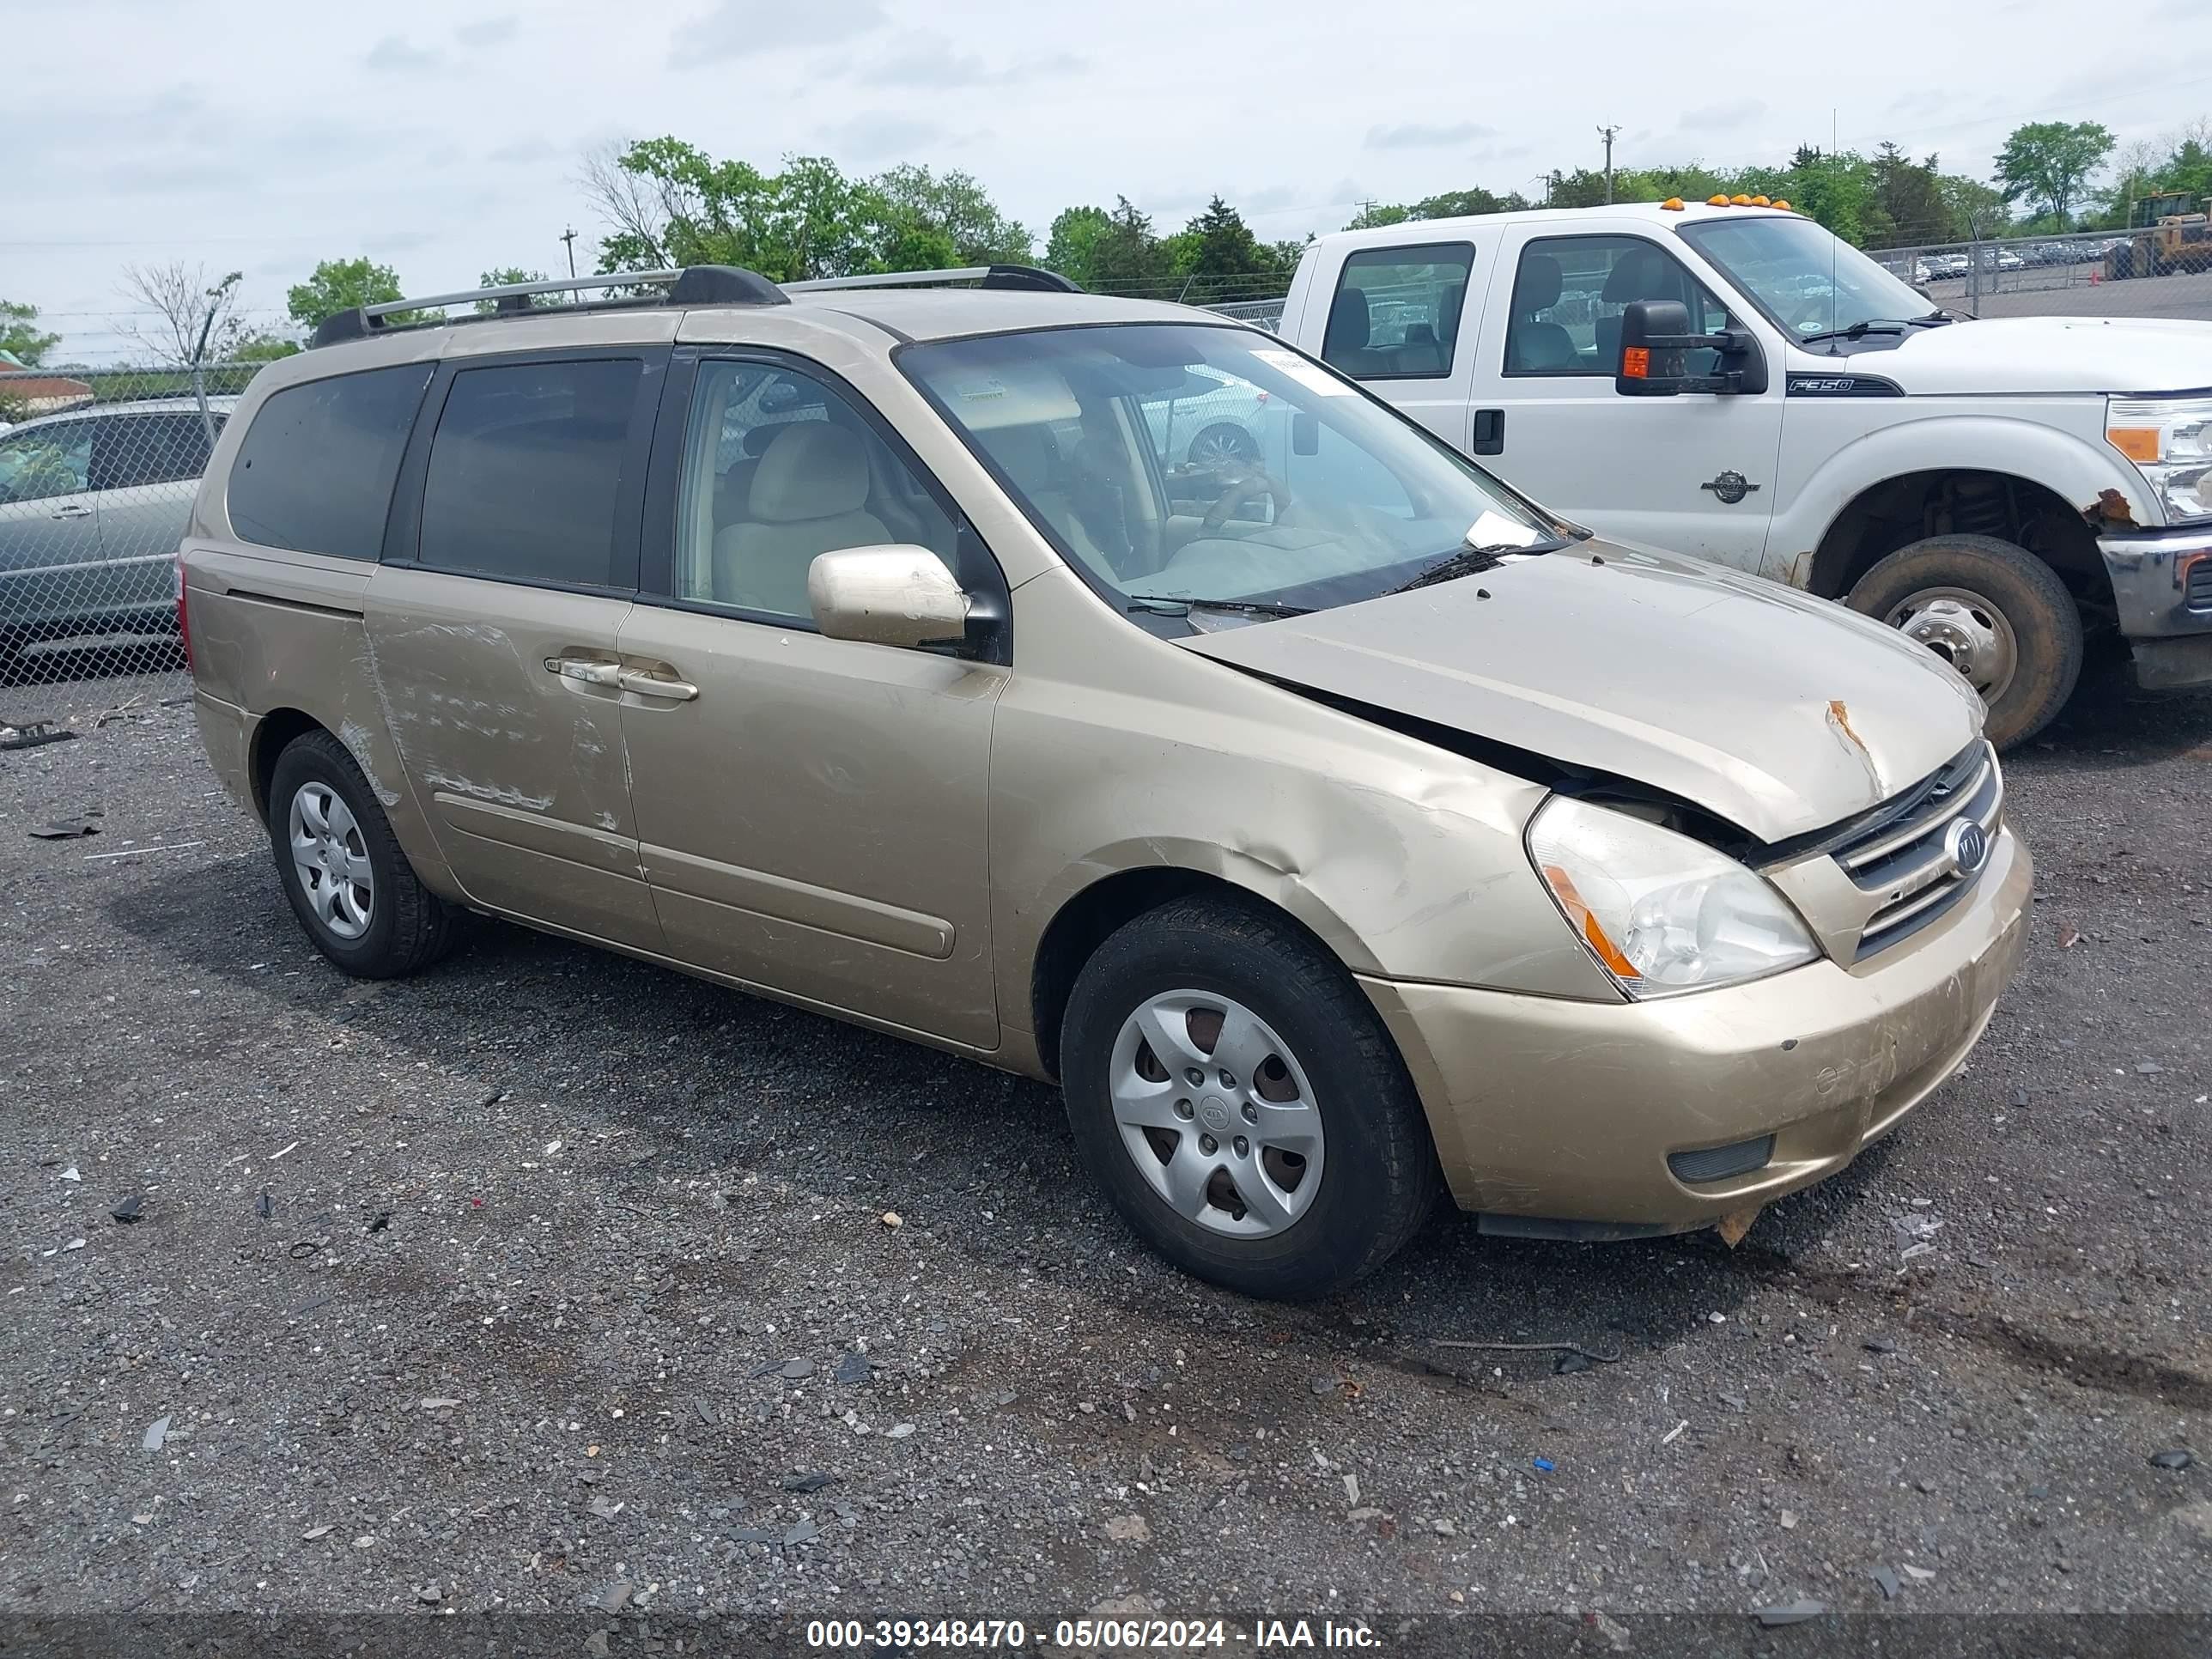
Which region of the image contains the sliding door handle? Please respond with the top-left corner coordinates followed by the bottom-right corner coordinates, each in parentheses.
top-left (617, 669), bottom-right (699, 702)
top-left (545, 655), bottom-right (622, 687)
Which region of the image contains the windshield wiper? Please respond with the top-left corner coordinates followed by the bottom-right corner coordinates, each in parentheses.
top-left (1383, 542), bottom-right (1553, 596)
top-left (1798, 312), bottom-right (1951, 347)
top-left (1126, 594), bottom-right (1314, 618)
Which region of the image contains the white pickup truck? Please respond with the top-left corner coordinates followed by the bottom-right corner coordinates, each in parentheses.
top-left (1261, 199), bottom-right (2212, 745)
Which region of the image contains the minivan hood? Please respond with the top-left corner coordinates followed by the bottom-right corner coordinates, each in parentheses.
top-left (1178, 542), bottom-right (1984, 844)
top-left (1795, 314), bottom-right (2212, 396)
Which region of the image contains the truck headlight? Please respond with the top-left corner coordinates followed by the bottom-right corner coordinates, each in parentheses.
top-left (2108, 398), bottom-right (2212, 524)
top-left (1528, 797), bottom-right (1820, 997)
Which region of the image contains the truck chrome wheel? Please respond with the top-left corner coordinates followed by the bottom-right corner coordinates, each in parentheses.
top-left (288, 781), bottom-right (374, 940)
top-left (1109, 990), bottom-right (1324, 1238)
top-left (1884, 586), bottom-right (2020, 703)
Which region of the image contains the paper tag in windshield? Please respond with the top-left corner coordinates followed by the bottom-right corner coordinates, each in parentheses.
top-left (1466, 509), bottom-right (1542, 550)
top-left (1253, 349), bottom-right (1352, 397)
top-left (949, 376), bottom-right (1008, 404)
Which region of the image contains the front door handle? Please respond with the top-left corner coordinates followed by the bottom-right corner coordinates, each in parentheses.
top-left (545, 655), bottom-right (623, 687)
top-left (617, 669), bottom-right (699, 702)
top-left (49, 502), bottom-right (93, 520)
top-left (1471, 408), bottom-right (1504, 455)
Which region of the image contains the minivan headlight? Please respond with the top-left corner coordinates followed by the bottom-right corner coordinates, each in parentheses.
top-left (2108, 398), bottom-right (2212, 523)
top-left (1528, 797), bottom-right (1820, 997)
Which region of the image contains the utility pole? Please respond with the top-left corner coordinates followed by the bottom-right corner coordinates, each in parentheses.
top-left (1598, 125), bottom-right (1621, 204)
top-left (560, 225), bottom-right (578, 279)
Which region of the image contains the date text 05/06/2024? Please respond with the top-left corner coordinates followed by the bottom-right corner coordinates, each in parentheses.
top-left (803, 1617), bottom-right (1382, 1649)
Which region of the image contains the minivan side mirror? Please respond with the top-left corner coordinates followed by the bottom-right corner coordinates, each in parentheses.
top-left (1614, 300), bottom-right (1769, 398)
top-left (808, 546), bottom-right (970, 651)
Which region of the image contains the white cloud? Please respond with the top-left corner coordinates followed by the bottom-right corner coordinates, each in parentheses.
top-left (455, 15), bottom-right (518, 47)
top-left (1365, 122), bottom-right (1497, 151)
top-left (670, 0), bottom-right (886, 64)
top-left (364, 34), bottom-right (439, 72)
top-left (859, 32), bottom-right (1085, 88)
top-left (1680, 99), bottom-right (1765, 132)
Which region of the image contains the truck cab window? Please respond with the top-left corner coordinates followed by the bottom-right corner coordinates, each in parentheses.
top-left (1504, 236), bottom-right (1735, 378)
top-left (1320, 244), bottom-right (1476, 380)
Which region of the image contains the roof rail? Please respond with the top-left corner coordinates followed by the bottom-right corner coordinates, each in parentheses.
top-left (784, 264), bottom-right (1084, 295)
top-left (307, 264), bottom-right (790, 349)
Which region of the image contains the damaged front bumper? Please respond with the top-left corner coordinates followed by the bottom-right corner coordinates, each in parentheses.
top-left (1360, 824), bottom-right (2032, 1236)
top-left (2100, 526), bottom-right (2212, 690)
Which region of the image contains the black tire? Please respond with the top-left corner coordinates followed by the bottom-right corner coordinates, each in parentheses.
top-left (267, 729), bottom-right (457, 978)
top-left (1060, 893), bottom-right (1439, 1299)
top-left (1846, 533), bottom-right (2082, 750)
top-left (1188, 423), bottom-right (1262, 470)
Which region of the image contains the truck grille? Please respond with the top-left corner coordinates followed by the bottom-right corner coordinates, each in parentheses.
top-left (1833, 742), bottom-right (2002, 958)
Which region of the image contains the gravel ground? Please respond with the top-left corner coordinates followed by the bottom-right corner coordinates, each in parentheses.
top-left (2, 658), bottom-right (2208, 1652)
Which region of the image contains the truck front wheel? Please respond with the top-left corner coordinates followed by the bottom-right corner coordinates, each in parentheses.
top-left (1847, 533), bottom-right (2082, 750)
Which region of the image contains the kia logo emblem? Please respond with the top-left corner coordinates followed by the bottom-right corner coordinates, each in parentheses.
top-left (1945, 819), bottom-right (1990, 877)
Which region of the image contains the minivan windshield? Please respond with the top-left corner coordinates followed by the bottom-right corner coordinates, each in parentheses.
top-left (1679, 215), bottom-right (1944, 343)
top-left (900, 324), bottom-right (1564, 619)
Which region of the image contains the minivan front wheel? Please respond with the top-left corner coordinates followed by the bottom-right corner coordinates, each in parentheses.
top-left (1847, 533), bottom-right (2081, 750)
top-left (267, 730), bottom-right (456, 978)
top-left (1060, 894), bottom-right (1437, 1298)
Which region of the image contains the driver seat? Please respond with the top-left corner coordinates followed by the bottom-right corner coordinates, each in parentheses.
top-left (1595, 246), bottom-right (1686, 369)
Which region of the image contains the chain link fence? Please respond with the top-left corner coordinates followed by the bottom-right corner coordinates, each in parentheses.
top-left (1, 363), bottom-right (264, 696)
top-left (1868, 223), bottom-right (2212, 320)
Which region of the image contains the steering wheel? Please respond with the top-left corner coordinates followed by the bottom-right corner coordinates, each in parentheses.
top-left (1199, 467), bottom-right (1292, 535)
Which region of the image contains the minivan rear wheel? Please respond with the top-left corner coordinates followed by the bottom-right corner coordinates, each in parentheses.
top-left (1847, 533), bottom-right (2081, 750)
top-left (1060, 893), bottom-right (1437, 1299)
top-left (267, 730), bottom-right (457, 978)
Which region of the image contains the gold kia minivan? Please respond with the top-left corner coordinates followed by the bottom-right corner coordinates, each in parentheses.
top-left (181, 264), bottom-right (2029, 1297)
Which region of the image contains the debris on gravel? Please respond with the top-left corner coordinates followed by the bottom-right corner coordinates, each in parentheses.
top-left (3, 665), bottom-right (2209, 1628)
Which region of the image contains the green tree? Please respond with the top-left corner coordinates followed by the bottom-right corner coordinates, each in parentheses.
top-left (1085, 198), bottom-right (1172, 294)
top-left (229, 333), bottom-right (301, 362)
top-left (1344, 202), bottom-right (1414, 229)
top-left (1995, 120), bottom-right (2114, 229)
top-left (2, 299), bottom-right (61, 367)
top-left (871, 164), bottom-right (1030, 265)
top-left (1866, 144), bottom-right (1950, 246)
top-left (1938, 173), bottom-right (2010, 241)
top-left (475, 267), bottom-right (550, 313)
top-left (287, 257), bottom-right (435, 329)
top-left (1044, 205), bottom-right (1113, 287)
top-left (1174, 196), bottom-right (1279, 303)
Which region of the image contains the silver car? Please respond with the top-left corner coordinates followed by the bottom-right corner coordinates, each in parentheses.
top-left (0, 397), bottom-right (234, 664)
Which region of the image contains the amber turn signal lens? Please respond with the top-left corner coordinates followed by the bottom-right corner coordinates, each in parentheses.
top-left (1622, 346), bottom-right (1650, 378)
top-left (1661, 197), bottom-right (1685, 210)
top-left (1707, 194), bottom-right (1729, 206)
top-left (2107, 427), bottom-right (2161, 463)
top-left (1771, 199), bottom-right (1791, 211)
top-left (1750, 195), bottom-right (1771, 206)
top-left (1541, 865), bottom-right (1644, 982)
top-left (1730, 194), bottom-right (1753, 205)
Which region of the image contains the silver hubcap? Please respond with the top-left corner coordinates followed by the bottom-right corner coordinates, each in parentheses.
top-left (288, 783), bottom-right (374, 940)
top-left (1109, 991), bottom-right (1324, 1238)
top-left (1191, 428), bottom-right (1257, 469)
top-left (1884, 586), bottom-right (2019, 702)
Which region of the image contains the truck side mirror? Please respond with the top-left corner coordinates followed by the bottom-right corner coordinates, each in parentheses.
top-left (1614, 300), bottom-right (1769, 398)
top-left (1615, 301), bottom-right (1694, 396)
top-left (1291, 411), bottom-right (1320, 456)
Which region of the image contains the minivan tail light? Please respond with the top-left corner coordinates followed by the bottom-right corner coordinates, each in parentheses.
top-left (176, 556), bottom-right (192, 674)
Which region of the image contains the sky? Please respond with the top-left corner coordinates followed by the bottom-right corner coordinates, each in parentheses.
top-left (9, 0), bottom-right (2212, 362)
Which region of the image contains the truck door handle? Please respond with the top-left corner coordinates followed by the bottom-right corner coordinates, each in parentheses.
top-left (1472, 409), bottom-right (1504, 455)
top-left (49, 503), bottom-right (93, 520)
top-left (617, 669), bottom-right (699, 702)
top-left (545, 655), bottom-right (623, 687)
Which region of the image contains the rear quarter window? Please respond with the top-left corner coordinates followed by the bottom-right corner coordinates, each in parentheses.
top-left (413, 358), bottom-right (642, 589)
top-left (227, 365), bottom-right (434, 560)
